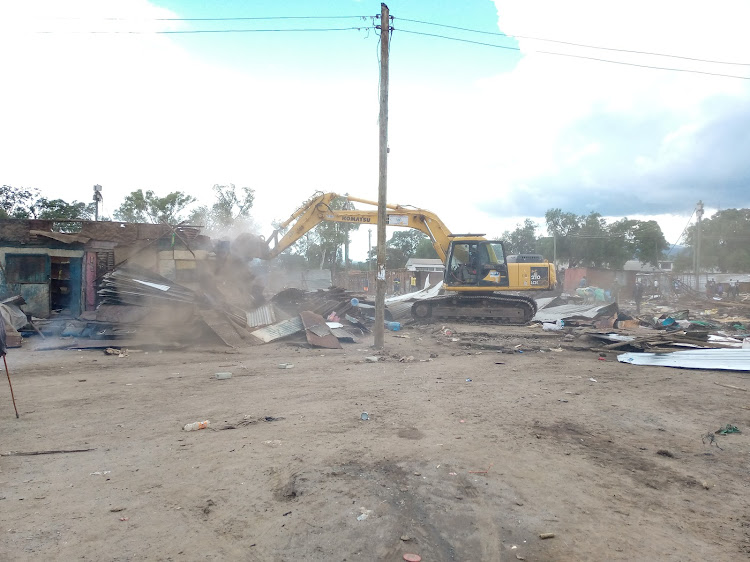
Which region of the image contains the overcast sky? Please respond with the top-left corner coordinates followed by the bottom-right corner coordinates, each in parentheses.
top-left (2, 0), bottom-right (749, 260)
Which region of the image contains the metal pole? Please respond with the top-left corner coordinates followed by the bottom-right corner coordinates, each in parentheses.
top-left (374, 3), bottom-right (390, 349)
top-left (694, 200), bottom-right (703, 292)
top-left (4, 356), bottom-right (19, 418)
top-left (553, 234), bottom-right (557, 267)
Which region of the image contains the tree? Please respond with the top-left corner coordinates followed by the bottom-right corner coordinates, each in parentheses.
top-left (0, 185), bottom-right (39, 218)
top-left (500, 219), bottom-right (538, 255)
top-left (1, 185), bottom-right (95, 222)
top-left (32, 198), bottom-right (96, 221)
top-left (685, 208), bottom-right (750, 272)
top-left (544, 209), bottom-right (668, 269)
top-left (114, 189), bottom-right (195, 224)
top-left (190, 184), bottom-right (255, 233)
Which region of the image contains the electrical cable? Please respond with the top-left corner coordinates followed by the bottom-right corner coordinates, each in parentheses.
top-left (396, 29), bottom-right (750, 80)
top-left (666, 208), bottom-right (696, 256)
top-left (32, 26), bottom-right (376, 35)
top-left (396, 17), bottom-right (750, 67)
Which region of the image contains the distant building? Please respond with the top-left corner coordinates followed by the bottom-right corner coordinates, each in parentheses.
top-left (405, 258), bottom-right (444, 273)
top-left (623, 260), bottom-right (673, 272)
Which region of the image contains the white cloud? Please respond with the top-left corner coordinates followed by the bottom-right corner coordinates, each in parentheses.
top-left (1, 0), bottom-right (748, 262)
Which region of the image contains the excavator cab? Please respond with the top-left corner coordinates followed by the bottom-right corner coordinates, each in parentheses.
top-left (445, 239), bottom-right (510, 290)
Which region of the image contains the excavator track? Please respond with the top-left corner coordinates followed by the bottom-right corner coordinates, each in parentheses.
top-left (410, 294), bottom-right (537, 325)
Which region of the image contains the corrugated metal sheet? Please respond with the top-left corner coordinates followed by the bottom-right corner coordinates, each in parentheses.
top-left (534, 297), bottom-right (557, 311)
top-left (250, 317), bottom-right (304, 343)
top-left (617, 349), bottom-right (750, 371)
top-left (533, 302), bottom-right (617, 323)
top-left (383, 281), bottom-right (444, 320)
top-left (246, 303), bottom-right (277, 328)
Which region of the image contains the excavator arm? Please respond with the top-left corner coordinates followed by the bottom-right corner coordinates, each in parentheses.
top-left (264, 192), bottom-right (454, 261)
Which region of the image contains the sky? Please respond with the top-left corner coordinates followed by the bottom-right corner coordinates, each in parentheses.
top-left (1, 0), bottom-right (749, 261)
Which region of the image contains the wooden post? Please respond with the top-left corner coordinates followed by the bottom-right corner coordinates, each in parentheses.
top-left (374, 3), bottom-right (390, 349)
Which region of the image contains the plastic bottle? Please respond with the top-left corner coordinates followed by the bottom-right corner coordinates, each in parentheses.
top-left (183, 420), bottom-right (210, 431)
top-left (386, 321), bottom-right (401, 331)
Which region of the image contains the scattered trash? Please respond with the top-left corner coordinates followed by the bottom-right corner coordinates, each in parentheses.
top-left (183, 420), bottom-right (210, 431)
top-left (539, 532), bottom-right (555, 539)
top-left (119, 517), bottom-right (129, 522)
top-left (465, 378), bottom-right (472, 382)
top-left (403, 554), bottom-right (422, 562)
top-left (400, 535), bottom-right (411, 541)
top-left (90, 471), bottom-right (111, 476)
top-left (365, 356), bottom-right (382, 363)
top-left (656, 449), bottom-right (674, 458)
top-left (399, 356), bottom-right (415, 363)
top-left (215, 372), bottom-right (232, 380)
top-left (356, 507), bottom-right (372, 521)
top-left (542, 319), bottom-right (564, 331)
top-left (702, 432), bottom-right (723, 450)
top-left (110, 507), bottom-right (125, 512)
top-left (589, 378), bottom-right (597, 382)
top-left (360, 412), bottom-right (369, 421)
top-left (386, 321), bottom-right (401, 331)
top-left (716, 424), bottom-right (741, 435)
top-left (278, 363), bottom-right (294, 369)
top-left (356, 513), bottom-right (368, 521)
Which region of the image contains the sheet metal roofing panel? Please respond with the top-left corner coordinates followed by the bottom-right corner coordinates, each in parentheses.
top-left (532, 302), bottom-right (617, 323)
top-left (534, 297), bottom-right (557, 311)
top-left (617, 349), bottom-right (750, 371)
top-left (246, 303), bottom-right (277, 328)
top-left (384, 281), bottom-right (443, 305)
top-left (385, 301), bottom-right (414, 321)
top-left (250, 317), bottom-right (304, 343)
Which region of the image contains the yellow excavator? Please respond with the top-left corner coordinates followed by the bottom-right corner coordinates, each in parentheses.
top-left (254, 192), bottom-right (556, 324)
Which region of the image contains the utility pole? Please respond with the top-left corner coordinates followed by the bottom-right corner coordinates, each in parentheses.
top-left (694, 200), bottom-right (704, 291)
top-left (93, 184), bottom-right (103, 221)
top-left (552, 234), bottom-right (557, 267)
top-left (374, 3), bottom-right (390, 349)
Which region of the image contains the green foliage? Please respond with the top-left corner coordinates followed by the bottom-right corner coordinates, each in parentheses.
top-left (500, 219), bottom-right (538, 255)
top-left (190, 184), bottom-right (255, 232)
top-left (543, 209), bottom-right (669, 269)
top-left (114, 189), bottom-right (196, 224)
top-left (0, 185), bottom-right (39, 218)
top-left (414, 238), bottom-right (439, 259)
top-left (685, 208), bottom-right (750, 272)
top-left (33, 198), bottom-right (96, 220)
top-left (1, 185), bottom-right (95, 223)
top-left (380, 230), bottom-right (437, 268)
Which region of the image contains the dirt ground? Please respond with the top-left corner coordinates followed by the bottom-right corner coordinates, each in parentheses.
top-left (1, 323), bottom-right (749, 561)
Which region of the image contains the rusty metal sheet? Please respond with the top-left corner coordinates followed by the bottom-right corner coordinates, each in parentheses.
top-left (299, 310), bottom-right (341, 349)
top-left (249, 317), bottom-right (304, 343)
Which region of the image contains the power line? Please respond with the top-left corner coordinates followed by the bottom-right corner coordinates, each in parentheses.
top-left (31, 26), bottom-right (375, 35)
top-left (397, 29), bottom-right (750, 80)
top-left (30, 15), bottom-right (370, 21)
top-left (666, 208), bottom-right (696, 256)
top-left (396, 17), bottom-right (750, 67)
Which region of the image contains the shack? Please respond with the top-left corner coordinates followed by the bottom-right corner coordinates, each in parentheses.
top-left (0, 219), bottom-right (204, 318)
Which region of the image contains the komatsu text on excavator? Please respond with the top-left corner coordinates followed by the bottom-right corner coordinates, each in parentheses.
top-left (256, 192), bottom-right (556, 324)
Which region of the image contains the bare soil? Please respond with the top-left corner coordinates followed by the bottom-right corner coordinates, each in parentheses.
top-left (1, 324), bottom-right (750, 561)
